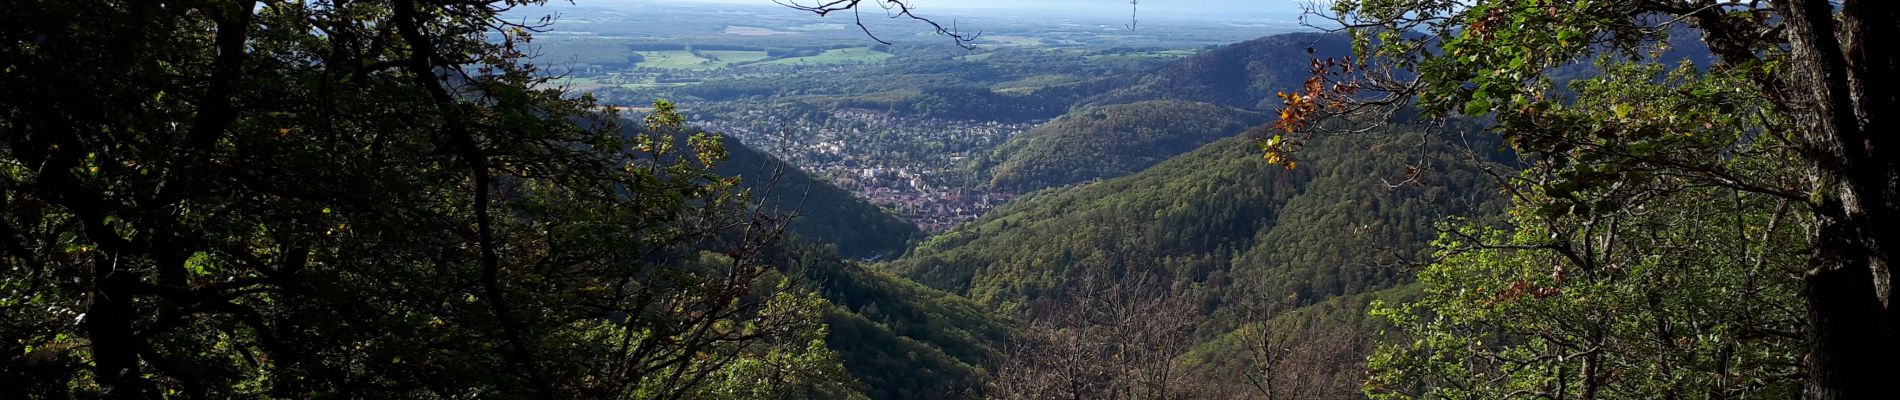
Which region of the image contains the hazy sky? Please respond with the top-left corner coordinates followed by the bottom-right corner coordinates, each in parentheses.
top-left (608, 0), bottom-right (1313, 20)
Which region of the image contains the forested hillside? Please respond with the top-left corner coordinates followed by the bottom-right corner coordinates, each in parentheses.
top-left (896, 129), bottom-right (1509, 318)
top-left (963, 34), bottom-right (1350, 194)
top-left (628, 118), bottom-right (1002, 399)
top-left (895, 127), bottom-right (1509, 399)
top-left (687, 28), bottom-right (1479, 399)
top-left (665, 43), bottom-right (1159, 122)
top-left (969, 100), bottom-right (1267, 192)
top-left (765, 242), bottom-right (1013, 400)
top-left (717, 133), bottom-right (923, 259)
top-left (1081, 32), bottom-right (1354, 110)
top-left (1174, 286), bottom-right (1418, 398)
top-left (603, 114), bottom-right (922, 260)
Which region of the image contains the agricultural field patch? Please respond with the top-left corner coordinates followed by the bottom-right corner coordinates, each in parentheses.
top-left (634, 50), bottom-right (721, 70)
top-left (761, 47), bottom-right (892, 66)
top-left (991, 74), bottom-right (1084, 94)
top-left (699, 50), bottom-right (772, 64)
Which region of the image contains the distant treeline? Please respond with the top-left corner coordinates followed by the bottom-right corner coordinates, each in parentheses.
top-left (622, 43), bottom-right (890, 55)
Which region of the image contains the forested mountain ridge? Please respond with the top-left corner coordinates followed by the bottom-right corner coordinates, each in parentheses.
top-left (718, 133), bottom-right (923, 259)
top-left (967, 100), bottom-right (1268, 192)
top-left (604, 116), bottom-right (923, 260)
top-left (613, 117), bottom-right (1002, 399)
top-left (895, 129), bottom-right (1510, 316)
top-left (766, 242), bottom-right (1013, 400)
top-left (664, 44), bottom-right (1162, 123)
top-left (888, 128), bottom-right (1508, 399)
top-left (1081, 32), bottom-right (1354, 110)
top-left (682, 29), bottom-right (1475, 398)
top-left (1175, 285), bottom-right (1418, 398)
top-left (962, 33), bottom-right (1350, 194)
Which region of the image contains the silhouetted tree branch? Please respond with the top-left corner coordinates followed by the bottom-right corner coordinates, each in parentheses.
top-left (776, 0), bottom-right (981, 48)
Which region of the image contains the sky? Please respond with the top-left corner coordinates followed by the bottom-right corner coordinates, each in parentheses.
top-left (609, 0), bottom-right (1314, 20)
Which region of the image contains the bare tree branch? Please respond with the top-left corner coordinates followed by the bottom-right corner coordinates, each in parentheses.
top-left (776, 0), bottom-right (982, 48)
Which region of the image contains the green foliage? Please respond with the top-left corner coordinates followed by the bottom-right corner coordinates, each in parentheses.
top-left (767, 241), bottom-right (1014, 400)
top-left (1180, 287), bottom-right (1417, 399)
top-left (648, 280), bottom-right (867, 400)
top-left (716, 134), bottom-right (923, 260)
top-left (896, 129), bottom-right (1507, 324)
top-left (810, 86), bottom-right (1074, 122)
top-left (603, 102), bottom-right (923, 259)
top-left (1083, 32), bottom-right (1355, 110)
top-left (821, 310), bottom-right (986, 400)
top-left (1367, 184), bottom-right (1805, 399)
top-left (971, 100), bottom-right (1267, 192)
top-left (1317, 2), bottom-right (1821, 395)
top-left (651, 45), bottom-right (1143, 122)
top-left (0, 1), bottom-right (860, 398)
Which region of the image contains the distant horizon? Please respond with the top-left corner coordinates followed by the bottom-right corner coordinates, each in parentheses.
top-left (559, 0), bottom-right (1315, 22)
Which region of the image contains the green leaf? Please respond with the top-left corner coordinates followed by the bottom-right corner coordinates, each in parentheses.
top-left (1464, 98), bottom-right (1492, 116)
top-left (184, 252), bottom-right (212, 276)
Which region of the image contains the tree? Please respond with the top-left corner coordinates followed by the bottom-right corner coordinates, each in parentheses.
top-left (989, 272), bottom-right (1199, 400)
top-left (1274, 0), bottom-right (1899, 398)
top-left (1237, 308), bottom-right (1372, 400)
top-left (0, 0), bottom-right (855, 397)
top-left (1368, 163), bottom-right (1808, 398)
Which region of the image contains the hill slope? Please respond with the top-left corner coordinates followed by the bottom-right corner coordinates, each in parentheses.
top-left (894, 129), bottom-right (1508, 319)
top-left (716, 133), bottom-right (923, 260)
top-left (611, 115), bottom-right (921, 259)
top-left (968, 100), bottom-right (1267, 192)
top-left (961, 33), bottom-right (1348, 193)
top-left (712, 129), bottom-right (1004, 400)
top-left (1082, 32), bottom-right (1354, 110)
top-left (766, 242), bottom-right (1012, 400)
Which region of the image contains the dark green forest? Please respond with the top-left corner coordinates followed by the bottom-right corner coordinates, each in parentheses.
top-left (969, 100), bottom-right (1267, 192)
top-left (1081, 33), bottom-right (1355, 110)
top-left (904, 131), bottom-right (1507, 311)
top-left (717, 134), bottom-right (921, 259)
top-left (4, 0), bottom-right (1897, 399)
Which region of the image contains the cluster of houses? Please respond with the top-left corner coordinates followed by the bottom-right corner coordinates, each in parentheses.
top-left (848, 172), bottom-right (1017, 233)
top-left (698, 107), bottom-right (1036, 232)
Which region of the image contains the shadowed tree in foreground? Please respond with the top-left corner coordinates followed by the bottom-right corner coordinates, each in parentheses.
top-left (0, 1), bottom-right (860, 398)
top-left (1263, 1), bottom-right (1898, 398)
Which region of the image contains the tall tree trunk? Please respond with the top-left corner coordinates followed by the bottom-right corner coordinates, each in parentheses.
top-left (1777, 1), bottom-right (1900, 398)
top-left (1803, 221), bottom-right (1892, 400)
top-left (87, 257), bottom-right (146, 399)
top-left (1838, 1), bottom-right (1900, 362)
